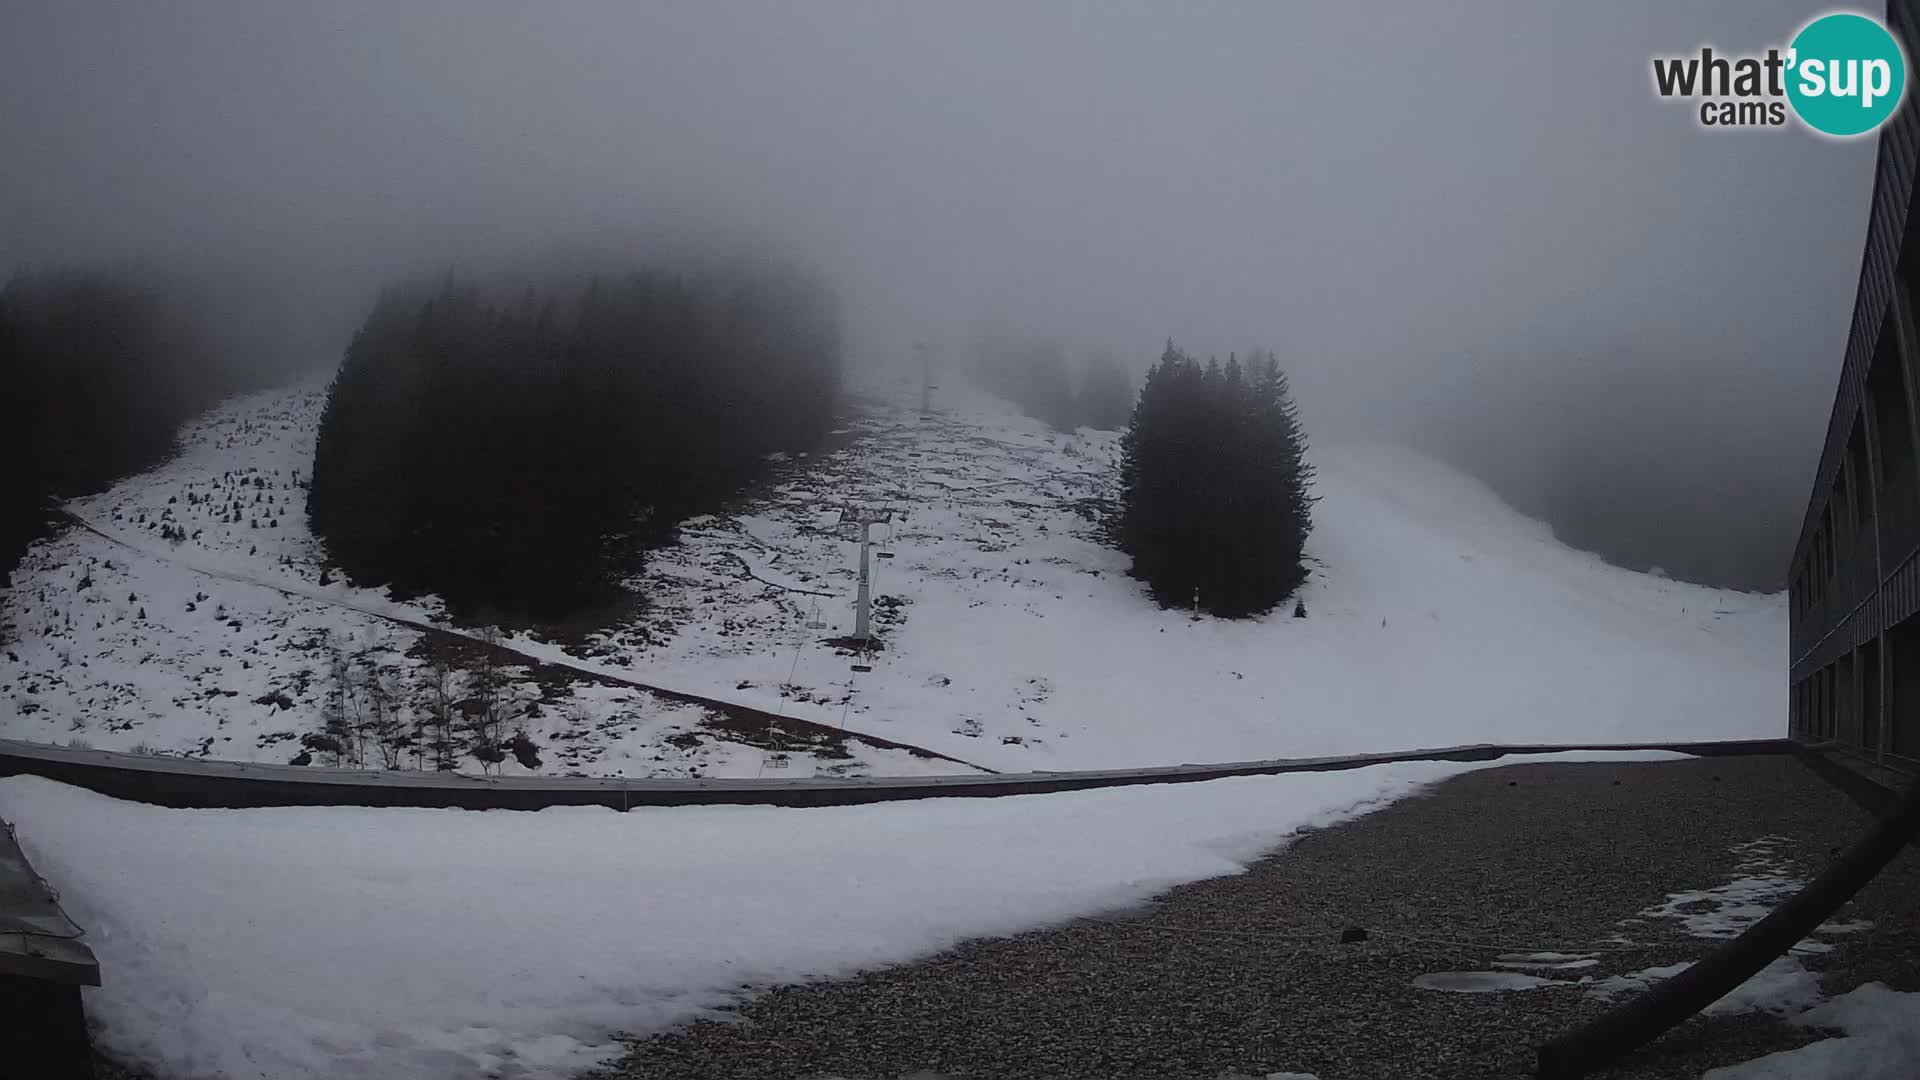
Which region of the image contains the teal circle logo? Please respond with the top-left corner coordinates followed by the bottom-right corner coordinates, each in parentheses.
top-left (1787, 13), bottom-right (1907, 136)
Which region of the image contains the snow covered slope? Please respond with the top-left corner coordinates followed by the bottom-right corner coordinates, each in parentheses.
top-left (571, 373), bottom-right (1786, 770)
top-left (0, 373), bottom-right (1785, 776)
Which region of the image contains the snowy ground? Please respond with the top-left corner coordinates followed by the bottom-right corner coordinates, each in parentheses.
top-left (0, 751), bottom-right (1687, 1080)
top-left (1405, 820), bottom-right (1915, 1080)
top-left (1, 372), bottom-right (1786, 778)
top-left (1708, 982), bottom-right (1920, 1079)
top-left (581, 375), bottom-right (1784, 771)
top-left (0, 382), bottom-right (965, 779)
top-left (1415, 831), bottom-right (1870, 1014)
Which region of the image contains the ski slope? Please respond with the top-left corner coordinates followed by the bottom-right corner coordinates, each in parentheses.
top-left (571, 373), bottom-right (1787, 770)
top-left (0, 373), bottom-right (1786, 776)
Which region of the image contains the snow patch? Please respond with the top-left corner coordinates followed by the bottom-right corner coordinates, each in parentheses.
top-left (1589, 957), bottom-right (1826, 1018)
top-left (1413, 971), bottom-right (1578, 993)
top-left (1628, 835), bottom-right (1868, 959)
top-left (1637, 836), bottom-right (1804, 940)
top-left (1703, 957), bottom-right (1827, 1017)
top-left (1492, 955), bottom-right (1600, 971)
top-left (1706, 983), bottom-right (1920, 1080)
top-left (1585, 962), bottom-right (1696, 1002)
top-left (0, 750), bottom-right (1684, 1080)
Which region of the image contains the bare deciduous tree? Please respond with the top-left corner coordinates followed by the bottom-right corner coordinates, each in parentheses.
top-left (358, 650), bottom-right (406, 770)
top-left (416, 654), bottom-right (458, 772)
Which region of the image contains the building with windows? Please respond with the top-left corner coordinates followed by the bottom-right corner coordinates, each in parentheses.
top-left (1788, 2), bottom-right (1920, 771)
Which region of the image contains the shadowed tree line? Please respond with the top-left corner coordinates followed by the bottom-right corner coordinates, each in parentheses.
top-left (0, 268), bottom-right (264, 584)
top-left (1389, 346), bottom-right (1813, 590)
top-left (1118, 343), bottom-right (1314, 618)
top-left (1074, 352), bottom-right (1135, 431)
top-left (966, 335), bottom-right (1134, 431)
top-left (308, 263), bottom-right (842, 621)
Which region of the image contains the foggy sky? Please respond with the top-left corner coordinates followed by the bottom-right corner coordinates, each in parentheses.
top-left (1, 2), bottom-right (1881, 587)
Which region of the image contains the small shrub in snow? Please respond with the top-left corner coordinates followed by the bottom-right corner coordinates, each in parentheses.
top-left (506, 731), bottom-right (542, 770)
top-left (298, 732), bottom-right (343, 759)
top-left (471, 739), bottom-right (507, 773)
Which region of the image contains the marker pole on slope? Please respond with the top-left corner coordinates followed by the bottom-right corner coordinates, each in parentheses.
top-left (854, 518), bottom-right (873, 644)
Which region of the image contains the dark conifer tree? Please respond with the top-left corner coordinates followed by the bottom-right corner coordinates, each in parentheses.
top-left (308, 263), bottom-right (843, 621)
top-left (1074, 353), bottom-right (1134, 431)
top-left (0, 269), bottom-right (235, 585)
top-left (967, 336), bottom-right (1079, 430)
top-left (1118, 342), bottom-right (1314, 617)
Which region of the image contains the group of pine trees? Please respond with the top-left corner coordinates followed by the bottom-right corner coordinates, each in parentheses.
top-left (1116, 343), bottom-right (1314, 618)
top-left (2, 255), bottom-right (1309, 633)
top-left (0, 270), bottom-right (238, 585)
top-left (1075, 354), bottom-right (1135, 431)
top-left (967, 336), bottom-right (1135, 431)
top-left (308, 263), bottom-right (842, 620)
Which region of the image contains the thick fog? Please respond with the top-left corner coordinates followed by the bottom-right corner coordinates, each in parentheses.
top-left (1, 1), bottom-right (1877, 589)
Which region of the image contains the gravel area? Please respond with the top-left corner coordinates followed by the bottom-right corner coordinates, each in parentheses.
top-left (589, 754), bottom-right (1920, 1080)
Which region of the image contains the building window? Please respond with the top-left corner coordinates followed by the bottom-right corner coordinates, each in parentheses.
top-left (1868, 314), bottom-right (1917, 492)
top-left (1849, 419), bottom-right (1874, 526)
top-left (1838, 652), bottom-right (1857, 747)
top-left (1816, 512), bottom-right (1835, 597)
top-left (1862, 641), bottom-right (1883, 756)
top-left (1891, 613), bottom-right (1920, 760)
top-left (1814, 523), bottom-right (1824, 589)
top-left (1817, 667), bottom-right (1830, 739)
